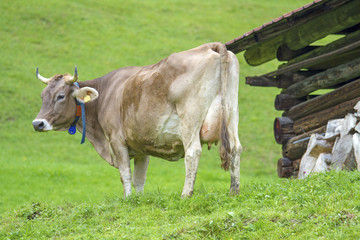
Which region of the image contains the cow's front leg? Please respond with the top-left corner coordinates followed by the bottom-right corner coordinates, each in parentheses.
top-left (181, 140), bottom-right (202, 198)
top-left (110, 141), bottom-right (132, 197)
top-left (133, 155), bottom-right (150, 193)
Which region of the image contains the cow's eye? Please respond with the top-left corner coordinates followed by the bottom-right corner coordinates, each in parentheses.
top-left (57, 94), bottom-right (65, 101)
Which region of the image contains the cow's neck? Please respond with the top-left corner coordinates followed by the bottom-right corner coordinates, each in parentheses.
top-left (75, 79), bottom-right (101, 137)
top-left (70, 67), bottom-right (140, 167)
top-left (74, 79), bottom-right (112, 162)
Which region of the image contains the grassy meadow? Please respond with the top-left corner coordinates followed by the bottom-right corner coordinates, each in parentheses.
top-left (1, 0), bottom-right (360, 238)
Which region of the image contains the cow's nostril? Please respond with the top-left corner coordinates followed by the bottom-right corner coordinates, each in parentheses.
top-left (32, 120), bottom-right (46, 131)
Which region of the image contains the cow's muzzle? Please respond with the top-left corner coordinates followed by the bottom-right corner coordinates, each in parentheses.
top-left (32, 119), bottom-right (53, 132)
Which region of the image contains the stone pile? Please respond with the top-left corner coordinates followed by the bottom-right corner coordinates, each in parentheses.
top-left (298, 102), bottom-right (360, 178)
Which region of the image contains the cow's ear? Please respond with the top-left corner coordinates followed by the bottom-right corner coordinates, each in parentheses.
top-left (73, 87), bottom-right (99, 103)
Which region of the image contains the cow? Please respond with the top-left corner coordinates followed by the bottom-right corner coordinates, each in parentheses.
top-left (32, 42), bottom-right (242, 198)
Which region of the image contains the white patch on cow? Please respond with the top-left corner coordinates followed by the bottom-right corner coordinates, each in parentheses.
top-left (156, 112), bottom-right (181, 146)
top-left (162, 113), bottom-right (180, 136)
top-left (32, 119), bottom-right (53, 131)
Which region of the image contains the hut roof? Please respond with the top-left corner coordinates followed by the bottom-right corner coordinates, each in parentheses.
top-left (226, 0), bottom-right (357, 66)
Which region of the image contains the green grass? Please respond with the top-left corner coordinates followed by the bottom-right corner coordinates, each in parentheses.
top-left (2, 171), bottom-right (360, 239)
top-left (3, 0), bottom-right (356, 238)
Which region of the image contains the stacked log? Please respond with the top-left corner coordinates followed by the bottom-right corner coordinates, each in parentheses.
top-left (277, 158), bottom-right (300, 178)
top-left (226, 0), bottom-right (360, 178)
top-left (246, 33), bottom-right (360, 178)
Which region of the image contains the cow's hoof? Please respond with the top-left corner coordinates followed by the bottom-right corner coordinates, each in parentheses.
top-left (229, 188), bottom-right (239, 196)
top-left (181, 191), bottom-right (193, 199)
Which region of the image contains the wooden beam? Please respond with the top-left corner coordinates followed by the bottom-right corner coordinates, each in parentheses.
top-left (293, 159), bottom-right (301, 171)
top-left (245, 76), bottom-right (277, 87)
top-left (277, 44), bottom-right (319, 61)
top-left (276, 71), bottom-right (321, 88)
top-left (286, 28), bottom-right (360, 66)
top-left (277, 158), bottom-right (301, 178)
top-left (282, 126), bottom-right (326, 160)
top-left (225, 0), bottom-right (352, 54)
top-left (307, 47), bottom-right (360, 70)
top-left (275, 94), bottom-right (303, 111)
top-left (246, 70), bottom-right (319, 88)
top-left (283, 57), bottom-right (360, 98)
top-left (287, 78), bottom-right (360, 120)
top-left (277, 158), bottom-right (293, 178)
top-left (251, 38), bottom-right (360, 81)
top-left (293, 97), bottom-right (360, 134)
top-left (336, 23), bottom-right (360, 34)
top-left (274, 117), bottom-right (295, 144)
top-left (243, 0), bottom-right (360, 66)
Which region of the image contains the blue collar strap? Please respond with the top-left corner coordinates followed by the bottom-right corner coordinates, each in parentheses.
top-left (68, 82), bottom-right (86, 144)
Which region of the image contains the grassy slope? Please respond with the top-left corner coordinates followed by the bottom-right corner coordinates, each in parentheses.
top-left (1, 172), bottom-right (360, 239)
top-left (0, 0), bottom-right (306, 212)
top-left (2, 0), bottom-right (359, 238)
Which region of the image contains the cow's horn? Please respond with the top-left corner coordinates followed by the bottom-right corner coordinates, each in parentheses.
top-left (36, 67), bottom-right (51, 84)
top-left (67, 66), bottom-right (78, 84)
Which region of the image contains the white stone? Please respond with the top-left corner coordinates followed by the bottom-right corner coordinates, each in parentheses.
top-left (355, 122), bottom-right (360, 134)
top-left (352, 133), bottom-right (360, 170)
top-left (340, 113), bottom-right (357, 138)
top-left (325, 119), bottom-right (343, 139)
top-left (331, 134), bottom-right (356, 171)
top-left (353, 101), bottom-right (360, 113)
top-left (313, 153), bottom-right (332, 173)
top-left (298, 134), bottom-right (333, 179)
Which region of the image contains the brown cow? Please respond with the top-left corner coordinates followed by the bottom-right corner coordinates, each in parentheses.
top-left (32, 42), bottom-right (242, 197)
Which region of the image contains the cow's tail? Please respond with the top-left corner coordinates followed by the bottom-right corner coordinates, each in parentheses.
top-left (211, 43), bottom-right (232, 171)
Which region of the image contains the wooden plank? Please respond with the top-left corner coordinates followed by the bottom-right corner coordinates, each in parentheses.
top-left (245, 76), bottom-right (277, 87)
top-left (274, 117), bottom-right (295, 144)
top-left (225, 0), bottom-right (352, 54)
top-left (293, 97), bottom-right (360, 134)
top-left (277, 158), bottom-right (293, 178)
top-left (243, 0), bottom-right (360, 66)
top-left (246, 70), bottom-right (319, 88)
top-left (336, 23), bottom-right (360, 34)
top-left (282, 125), bottom-right (326, 160)
top-left (277, 71), bottom-right (321, 88)
top-left (283, 57), bottom-right (360, 98)
top-left (287, 78), bottom-right (360, 120)
top-left (277, 158), bottom-right (302, 178)
top-left (251, 39), bottom-right (360, 81)
top-left (306, 47), bottom-right (360, 70)
top-left (275, 94), bottom-right (303, 111)
top-left (277, 44), bottom-right (318, 61)
top-left (286, 28), bottom-right (360, 66)
top-left (293, 159), bottom-right (301, 171)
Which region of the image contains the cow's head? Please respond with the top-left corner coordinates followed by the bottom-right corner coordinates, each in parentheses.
top-left (32, 67), bottom-right (98, 132)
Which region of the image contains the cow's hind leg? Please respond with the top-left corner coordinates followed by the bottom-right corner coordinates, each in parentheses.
top-left (177, 103), bottom-right (204, 198)
top-left (222, 111), bottom-right (242, 195)
top-left (181, 137), bottom-right (202, 198)
top-left (224, 50), bottom-right (241, 195)
top-left (132, 155), bottom-right (150, 193)
top-left (229, 136), bottom-right (242, 195)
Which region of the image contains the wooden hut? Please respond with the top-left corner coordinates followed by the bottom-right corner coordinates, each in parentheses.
top-left (225, 0), bottom-right (360, 178)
